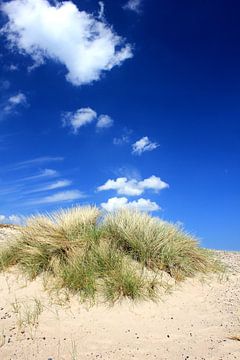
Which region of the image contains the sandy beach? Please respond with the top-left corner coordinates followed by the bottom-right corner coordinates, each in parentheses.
top-left (0, 229), bottom-right (239, 360)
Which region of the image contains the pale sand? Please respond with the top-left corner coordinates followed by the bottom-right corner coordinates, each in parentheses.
top-left (0, 231), bottom-right (239, 359)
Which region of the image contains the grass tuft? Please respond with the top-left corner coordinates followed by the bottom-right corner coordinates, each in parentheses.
top-left (0, 206), bottom-right (221, 304)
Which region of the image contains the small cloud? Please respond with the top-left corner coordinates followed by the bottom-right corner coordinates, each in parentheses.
top-left (23, 168), bottom-right (59, 181)
top-left (113, 136), bottom-right (129, 145)
top-left (38, 168), bottom-right (58, 178)
top-left (97, 175), bottom-right (169, 196)
top-left (14, 156), bottom-right (64, 169)
top-left (4, 92), bottom-right (28, 113)
top-left (101, 197), bottom-right (160, 212)
top-left (0, 214), bottom-right (25, 225)
top-left (63, 108), bottom-right (114, 133)
top-left (1, 0), bottom-right (133, 86)
top-left (32, 190), bottom-right (85, 204)
top-left (62, 108), bottom-right (97, 134)
top-left (0, 215), bottom-right (6, 222)
top-left (132, 136), bottom-right (159, 155)
top-left (116, 165), bottom-right (141, 179)
top-left (98, 1), bottom-right (105, 19)
top-left (8, 214), bottom-right (25, 225)
top-left (0, 80), bottom-right (11, 90)
top-left (8, 93), bottom-right (27, 106)
top-left (8, 64), bottom-right (18, 71)
top-left (123, 0), bottom-right (142, 13)
top-left (42, 180), bottom-right (72, 191)
top-left (113, 128), bottom-right (132, 145)
top-left (96, 114), bottom-right (114, 129)
top-left (26, 179), bottom-right (72, 194)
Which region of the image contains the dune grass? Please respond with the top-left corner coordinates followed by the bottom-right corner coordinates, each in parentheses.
top-left (0, 207), bottom-right (221, 304)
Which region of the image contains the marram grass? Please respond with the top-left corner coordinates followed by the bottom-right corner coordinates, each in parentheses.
top-left (0, 207), bottom-right (221, 304)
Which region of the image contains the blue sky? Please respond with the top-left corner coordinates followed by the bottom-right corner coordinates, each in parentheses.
top-left (0, 0), bottom-right (239, 250)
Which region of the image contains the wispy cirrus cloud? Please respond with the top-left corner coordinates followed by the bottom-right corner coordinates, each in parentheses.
top-left (101, 197), bottom-right (160, 212)
top-left (32, 190), bottom-right (85, 204)
top-left (1, 0), bottom-right (133, 86)
top-left (25, 179), bottom-right (72, 194)
top-left (97, 175), bottom-right (169, 196)
top-left (132, 136), bottom-right (159, 155)
top-left (20, 169), bottom-right (59, 181)
top-left (5, 156), bottom-right (64, 172)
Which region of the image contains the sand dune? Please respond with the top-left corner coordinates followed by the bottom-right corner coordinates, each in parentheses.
top-left (0, 236), bottom-right (239, 359)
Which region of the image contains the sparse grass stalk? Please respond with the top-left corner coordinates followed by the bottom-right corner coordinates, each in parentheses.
top-left (0, 329), bottom-right (6, 348)
top-left (10, 297), bottom-right (43, 337)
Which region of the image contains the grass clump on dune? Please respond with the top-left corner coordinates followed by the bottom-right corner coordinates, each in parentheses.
top-left (104, 210), bottom-right (220, 281)
top-left (0, 206), bottom-right (221, 304)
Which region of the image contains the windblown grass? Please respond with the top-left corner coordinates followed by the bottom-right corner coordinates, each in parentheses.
top-left (0, 207), bottom-right (221, 304)
top-left (103, 210), bottom-right (221, 281)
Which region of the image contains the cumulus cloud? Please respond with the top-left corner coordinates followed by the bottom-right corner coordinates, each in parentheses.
top-left (96, 115), bottom-right (114, 129)
top-left (97, 175), bottom-right (169, 196)
top-left (33, 190), bottom-right (84, 204)
top-left (63, 107), bottom-right (113, 133)
top-left (123, 0), bottom-right (142, 13)
top-left (4, 92), bottom-right (27, 113)
top-left (132, 136), bottom-right (159, 155)
top-left (101, 197), bottom-right (160, 212)
top-left (62, 108), bottom-right (97, 134)
top-left (1, 0), bottom-right (133, 86)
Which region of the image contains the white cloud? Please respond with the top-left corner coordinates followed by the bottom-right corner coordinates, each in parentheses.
top-left (36, 168), bottom-right (58, 178)
top-left (8, 93), bottom-right (26, 105)
top-left (96, 115), bottom-right (114, 129)
top-left (113, 128), bottom-right (132, 145)
top-left (97, 175), bottom-right (169, 196)
top-left (101, 197), bottom-right (160, 212)
top-left (4, 92), bottom-right (27, 112)
top-left (113, 135), bottom-right (129, 145)
top-left (42, 179), bottom-right (72, 191)
top-left (98, 1), bottom-right (105, 20)
top-left (26, 179), bottom-right (72, 193)
top-left (62, 108), bottom-right (97, 133)
top-left (123, 0), bottom-right (142, 13)
top-left (132, 136), bottom-right (159, 155)
top-left (11, 156), bottom-right (64, 170)
top-left (63, 107), bottom-right (114, 133)
top-left (9, 64), bottom-right (18, 71)
top-left (1, 0), bottom-right (133, 86)
top-left (33, 190), bottom-right (84, 204)
top-left (21, 168), bottom-right (59, 181)
top-left (0, 214), bottom-right (25, 225)
top-left (8, 214), bottom-right (24, 225)
top-left (0, 215), bottom-right (6, 222)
